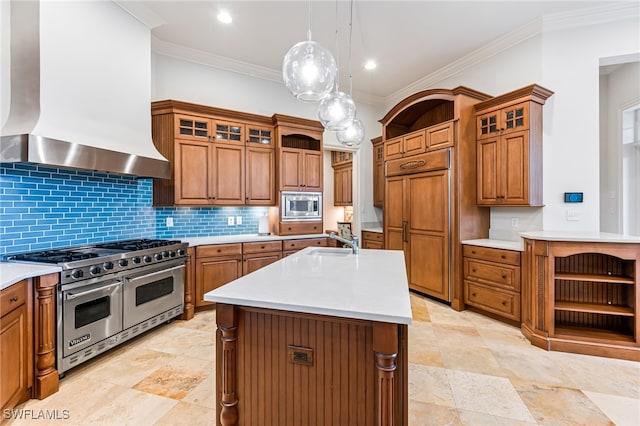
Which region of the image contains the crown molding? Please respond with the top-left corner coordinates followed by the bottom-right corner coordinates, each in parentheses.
top-left (386, 17), bottom-right (542, 109)
top-left (152, 37), bottom-right (283, 83)
top-left (543, 2), bottom-right (640, 32)
top-left (114, 1), bottom-right (167, 29)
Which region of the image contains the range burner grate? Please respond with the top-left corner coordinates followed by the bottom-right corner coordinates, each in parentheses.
top-left (95, 239), bottom-right (181, 251)
top-left (12, 250), bottom-right (100, 264)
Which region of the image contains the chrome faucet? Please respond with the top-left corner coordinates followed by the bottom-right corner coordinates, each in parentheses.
top-left (329, 232), bottom-right (360, 254)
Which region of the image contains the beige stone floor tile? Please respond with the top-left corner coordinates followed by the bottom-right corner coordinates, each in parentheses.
top-left (438, 344), bottom-right (507, 377)
top-left (447, 369), bottom-right (536, 422)
top-left (82, 388), bottom-right (178, 425)
top-left (431, 323), bottom-right (486, 349)
top-left (408, 364), bottom-right (456, 408)
top-left (154, 401), bottom-right (217, 426)
top-left (583, 391), bottom-right (640, 426)
top-left (489, 344), bottom-right (572, 387)
top-left (83, 345), bottom-right (177, 388)
top-left (457, 409), bottom-right (538, 425)
top-left (133, 366), bottom-right (208, 400)
top-left (182, 374), bottom-right (217, 409)
top-left (515, 382), bottom-right (615, 425)
top-left (133, 324), bottom-right (214, 357)
top-left (408, 400), bottom-right (462, 426)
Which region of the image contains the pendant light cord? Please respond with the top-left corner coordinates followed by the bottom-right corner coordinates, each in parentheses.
top-left (307, 0), bottom-right (312, 40)
top-left (334, 0), bottom-right (340, 90)
top-left (348, 0), bottom-right (354, 96)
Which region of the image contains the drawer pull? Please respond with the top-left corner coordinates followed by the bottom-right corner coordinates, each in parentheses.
top-left (501, 255), bottom-right (506, 259)
top-left (9, 296), bottom-right (19, 303)
top-left (217, 249), bottom-right (222, 253)
top-left (471, 250), bottom-right (476, 254)
top-left (261, 246), bottom-right (265, 249)
top-left (501, 301), bottom-right (507, 306)
top-left (471, 269), bottom-right (476, 273)
top-left (502, 275), bottom-right (507, 279)
top-left (471, 293), bottom-right (476, 297)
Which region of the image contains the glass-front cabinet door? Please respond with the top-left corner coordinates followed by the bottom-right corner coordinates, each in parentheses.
top-left (246, 124), bottom-right (274, 147)
top-left (214, 120), bottom-right (244, 145)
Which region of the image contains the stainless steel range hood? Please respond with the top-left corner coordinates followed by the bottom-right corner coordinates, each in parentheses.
top-left (0, 0), bottom-right (171, 179)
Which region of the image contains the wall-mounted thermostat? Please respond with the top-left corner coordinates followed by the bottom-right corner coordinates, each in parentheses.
top-left (564, 192), bottom-right (583, 203)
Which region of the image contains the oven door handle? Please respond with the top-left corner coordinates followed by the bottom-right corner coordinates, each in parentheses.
top-left (66, 281), bottom-right (121, 300)
top-left (126, 264), bottom-right (185, 283)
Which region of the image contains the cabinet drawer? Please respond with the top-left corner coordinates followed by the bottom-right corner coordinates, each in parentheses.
top-left (464, 259), bottom-right (520, 292)
top-left (463, 245), bottom-right (520, 266)
top-left (279, 221), bottom-right (323, 235)
top-left (242, 240), bottom-right (283, 254)
top-left (386, 149), bottom-right (449, 177)
top-left (464, 281), bottom-right (520, 321)
top-left (196, 243), bottom-right (242, 258)
top-left (362, 231), bottom-right (384, 242)
top-left (1, 279), bottom-right (27, 317)
top-left (282, 238), bottom-right (327, 251)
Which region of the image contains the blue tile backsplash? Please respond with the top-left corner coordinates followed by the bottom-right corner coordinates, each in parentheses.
top-left (0, 163), bottom-right (270, 255)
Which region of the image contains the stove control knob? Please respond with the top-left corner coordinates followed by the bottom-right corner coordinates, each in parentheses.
top-left (143, 255), bottom-right (152, 263)
top-left (168, 251), bottom-right (176, 257)
top-left (119, 259), bottom-right (128, 267)
top-left (162, 251), bottom-right (169, 258)
top-left (90, 266), bottom-right (102, 275)
top-left (71, 269), bottom-right (83, 279)
top-left (177, 249), bottom-right (186, 256)
top-left (154, 253), bottom-right (163, 261)
top-left (103, 261), bottom-right (114, 270)
top-left (132, 257), bottom-right (141, 264)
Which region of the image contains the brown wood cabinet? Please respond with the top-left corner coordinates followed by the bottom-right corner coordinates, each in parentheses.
top-left (463, 245), bottom-right (521, 322)
top-left (151, 100), bottom-right (276, 206)
top-left (180, 247), bottom-right (196, 320)
top-left (474, 85), bottom-right (553, 206)
top-left (333, 163), bottom-right (352, 206)
top-left (195, 244), bottom-right (243, 307)
top-left (522, 238), bottom-right (640, 361)
top-left (1, 280), bottom-right (32, 411)
top-left (384, 129), bottom-right (426, 161)
top-left (386, 157), bottom-right (450, 300)
top-left (362, 231), bottom-right (384, 249)
top-left (372, 137), bottom-right (384, 208)
top-left (380, 87), bottom-right (492, 308)
top-left (279, 148), bottom-right (322, 192)
top-left (242, 241), bottom-right (282, 275)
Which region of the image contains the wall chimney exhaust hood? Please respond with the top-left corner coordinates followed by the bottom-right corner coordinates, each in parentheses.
top-left (0, 1), bottom-right (171, 179)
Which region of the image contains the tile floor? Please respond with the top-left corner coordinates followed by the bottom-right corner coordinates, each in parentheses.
top-left (6, 293), bottom-right (640, 425)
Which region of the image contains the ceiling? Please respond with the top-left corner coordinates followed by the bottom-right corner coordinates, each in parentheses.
top-left (119, 1), bottom-right (627, 104)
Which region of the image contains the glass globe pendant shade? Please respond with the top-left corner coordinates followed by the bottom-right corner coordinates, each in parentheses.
top-left (336, 117), bottom-right (365, 148)
top-left (318, 90), bottom-right (356, 131)
top-left (282, 40), bottom-right (337, 102)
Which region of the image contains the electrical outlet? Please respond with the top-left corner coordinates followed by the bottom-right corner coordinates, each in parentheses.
top-left (227, 216), bottom-right (235, 226)
top-left (166, 217), bottom-right (174, 227)
top-left (565, 209), bottom-right (580, 221)
top-left (511, 218), bottom-right (519, 228)
top-left (236, 216), bottom-right (242, 225)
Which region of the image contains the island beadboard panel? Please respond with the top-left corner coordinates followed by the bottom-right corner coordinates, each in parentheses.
top-left (216, 305), bottom-right (407, 426)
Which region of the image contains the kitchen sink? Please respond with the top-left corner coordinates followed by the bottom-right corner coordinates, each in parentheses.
top-left (306, 248), bottom-right (352, 256)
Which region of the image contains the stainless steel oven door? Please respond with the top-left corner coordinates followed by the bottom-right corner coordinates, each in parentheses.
top-left (62, 279), bottom-right (123, 357)
top-left (122, 262), bottom-right (185, 330)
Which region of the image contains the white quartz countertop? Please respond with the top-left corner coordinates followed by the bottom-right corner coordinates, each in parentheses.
top-left (462, 238), bottom-right (524, 251)
top-left (520, 231), bottom-right (640, 243)
top-left (361, 227), bottom-right (383, 233)
top-left (204, 247), bottom-right (412, 325)
top-left (182, 233), bottom-right (328, 247)
top-left (1, 262), bottom-right (62, 291)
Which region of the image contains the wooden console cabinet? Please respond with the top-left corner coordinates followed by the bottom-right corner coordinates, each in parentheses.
top-left (521, 236), bottom-right (640, 361)
top-left (362, 231), bottom-right (384, 249)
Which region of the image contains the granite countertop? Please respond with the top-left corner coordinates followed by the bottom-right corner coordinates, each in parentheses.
top-left (520, 231), bottom-right (640, 243)
top-left (462, 238), bottom-right (524, 251)
top-left (182, 233), bottom-right (329, 247)
top-left (204, 247), bottom-right (412, 325)
top-left (1, 262), bottom-right (62, 291)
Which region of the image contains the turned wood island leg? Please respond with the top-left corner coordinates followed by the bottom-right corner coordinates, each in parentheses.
top-left (373, 322), bottom-right (401, 426)
top-left (216, 304), bottom-right (238, 426)
top-left (33, 273), bottom-right (59, 399)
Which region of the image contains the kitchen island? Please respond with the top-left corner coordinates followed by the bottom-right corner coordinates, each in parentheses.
top-left (204, 247), bottom-right (412, 426)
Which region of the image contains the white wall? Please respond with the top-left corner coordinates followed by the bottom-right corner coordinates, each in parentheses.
top-left (600, 62), bottom-right (640, 234)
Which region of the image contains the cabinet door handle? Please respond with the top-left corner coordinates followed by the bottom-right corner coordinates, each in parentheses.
top-left (471, 269), bottom-right (476, 273)
top-left (402, 221), bottom-right (408, 243)
top-left (9, 296), bottom-right (18, 303)
top-left (502, 274), bottom-right (507, 279)
top-left (471, 293), bottom-right (476, 297)
top-left (501, 301), bottom-right (507, 306)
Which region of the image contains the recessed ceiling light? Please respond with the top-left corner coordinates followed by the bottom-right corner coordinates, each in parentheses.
top-left (217, 10), bottom-right (232, 24)
top-left (364, 60), bottom-right (377, 71)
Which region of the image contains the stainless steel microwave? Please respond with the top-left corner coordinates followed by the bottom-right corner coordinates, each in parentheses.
top-left (281, 191), bottom-right (322, 221)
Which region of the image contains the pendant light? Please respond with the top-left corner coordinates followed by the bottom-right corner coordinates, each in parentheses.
top-left (337, 0), bottom-right (365, 147)
top-left (282, 0), bottom-right (337, 102)
top-left (318, 0), bottom-right (356, 130)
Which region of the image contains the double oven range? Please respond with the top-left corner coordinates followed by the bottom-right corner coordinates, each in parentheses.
top-left (8, 239), bottom-right (187, 375)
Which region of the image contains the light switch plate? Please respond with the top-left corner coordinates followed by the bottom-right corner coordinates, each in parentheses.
top-left (227, 216), bottom-right (235, 226)
top-left (236, 216), bottom-right (242, 225)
